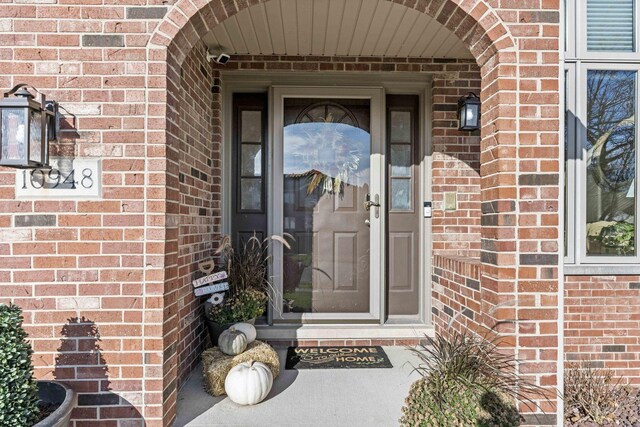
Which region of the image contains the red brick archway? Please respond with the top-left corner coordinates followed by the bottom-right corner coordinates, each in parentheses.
top-left (148, 1), bottom-right (561, 426)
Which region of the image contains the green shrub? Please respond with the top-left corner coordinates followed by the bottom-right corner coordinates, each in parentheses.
top-left (400, 331), bottom-right (543, 427)
top-left (0, 304), bottom-right (39, 426)
top-left (401, 379), bottom-right (521, 427)
top-left (599, 222), bottom-right (634, 255)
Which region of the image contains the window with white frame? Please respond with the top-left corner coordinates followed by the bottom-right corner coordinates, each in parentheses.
top-left (565, 0), bottom-right (640, 267)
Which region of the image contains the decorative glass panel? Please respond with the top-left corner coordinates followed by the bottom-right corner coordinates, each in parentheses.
top-left (390, 144), bottom-right (411, 177)
top-left (587, 0), bottom-right (635, 52)
top-left (241, 144), bottom-right (262, 177)
top-left (240, 178), bottom-right (262, 210)
top-left (29, 109), bottom-right (42, 163)
top-left (1, 108), bottom-right (26, 161)
top-left (390, 111), bottom-right (411, 142)
top-left (586, 70), bottom-right (636, 256)
top-left (241, 111), bottom-right (262, 142)
top-left (391, 178), bottom-right (411, 210)
top-left (327, 105), bottom-right (354, 126)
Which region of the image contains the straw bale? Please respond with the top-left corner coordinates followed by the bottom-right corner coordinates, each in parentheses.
top-left (201, 340), bottom-right (280, 396)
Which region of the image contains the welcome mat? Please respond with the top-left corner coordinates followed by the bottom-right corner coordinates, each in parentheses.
top-left (285, 346), bottom-right (393, 369)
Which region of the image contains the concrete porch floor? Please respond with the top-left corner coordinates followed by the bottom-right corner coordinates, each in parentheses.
top-left (173, 346), bottom-right (424, 427)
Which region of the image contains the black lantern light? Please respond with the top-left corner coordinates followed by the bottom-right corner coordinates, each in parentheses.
top-left (0, 84), bottom-right (58, 169)
top-left (457, 92), bottom-right (481, 131)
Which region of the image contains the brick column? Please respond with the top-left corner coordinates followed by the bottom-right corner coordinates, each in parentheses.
top-left (479, 17), bottom-right (561, 427)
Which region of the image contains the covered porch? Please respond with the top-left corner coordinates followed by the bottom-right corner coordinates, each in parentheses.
top-left (156, 0), bottom-right (561, 424)
top-left (174, 346), bottom-right (423, 427)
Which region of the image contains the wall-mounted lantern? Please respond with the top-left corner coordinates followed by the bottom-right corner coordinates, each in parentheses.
top-left (457, 92), bottom-right (481, 131)
top-left (0, 84), bottom-right (58, 169)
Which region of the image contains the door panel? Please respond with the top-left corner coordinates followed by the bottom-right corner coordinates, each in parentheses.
top-left (386, 95), bottom-right (421, 317)
top-left (389, 232), bottom-right (415, 291)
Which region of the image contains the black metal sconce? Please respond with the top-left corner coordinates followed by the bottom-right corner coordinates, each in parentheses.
top-left (0, 84), bottom-right (58, 169)
top-left (457, 92), bottom-right (481, 131)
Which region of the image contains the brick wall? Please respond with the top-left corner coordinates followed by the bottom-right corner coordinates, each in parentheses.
top-left (161, 41), bottom-right (220, 422)
top-left (432, 254), bottom-right (482, 334)
top-left (565, 276), bottom-right (640, 385)
top-left (0, 0), bottom-right (564, 424)
top-left (432, 71), bottom-right (482, 256)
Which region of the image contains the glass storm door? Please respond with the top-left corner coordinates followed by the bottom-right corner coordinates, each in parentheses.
top-left (271, 87), bottom-right (384, 322)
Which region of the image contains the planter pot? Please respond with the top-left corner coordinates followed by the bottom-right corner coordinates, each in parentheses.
top-left (34, 380), bottom-right (75, 427)
top-left (205, 318), bottom-right (255, 346)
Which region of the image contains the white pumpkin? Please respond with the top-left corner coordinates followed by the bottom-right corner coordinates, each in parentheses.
top-left (225, 361), bottom-right (273, 405)
top-left (231, 322), bottom-right (257, 343)
top-left (218, 329), bottom-right (247, 355)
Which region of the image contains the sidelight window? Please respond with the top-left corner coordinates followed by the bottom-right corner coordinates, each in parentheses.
top-left (585, 70), bottom-right (636, 257)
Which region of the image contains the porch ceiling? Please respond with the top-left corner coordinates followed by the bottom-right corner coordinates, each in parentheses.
top-left (202, 0), bottom-right (473, 59)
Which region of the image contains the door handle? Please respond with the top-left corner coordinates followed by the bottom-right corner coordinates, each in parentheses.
top-left (363, 194), bottom-right (381, 219)
top-left (363, 200), bottom-right (380, 210)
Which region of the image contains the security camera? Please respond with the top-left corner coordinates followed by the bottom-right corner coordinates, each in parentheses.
top-left (215, 53), bottom-right (231, 64)
top-left (206, 50), bottom-right (231, 65)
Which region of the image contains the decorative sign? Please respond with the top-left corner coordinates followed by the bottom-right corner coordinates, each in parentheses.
top-left (207, 292), bottom-right (225, 306)
top-left (192, 271), bottom-right (227, 288)
top-left (16, 157), bottom-right (101, 199)
top-left (198, 260), bottom-right (215, 274)
top-left (194, 282), bottom-right (229, 297)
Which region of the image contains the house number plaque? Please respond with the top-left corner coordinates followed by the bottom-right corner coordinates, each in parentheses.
top-left (15, 157), bottom-right (101, 199)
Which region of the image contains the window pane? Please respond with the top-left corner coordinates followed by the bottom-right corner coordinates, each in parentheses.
top-left (241, 111), bottom-right (262, 142)
top-left (1, 108), bottom-right (27, 161)
top-left (241, 144), bottom-right (262, 177)
top-left (586, 70), bottom-right (636, 256)
top-left (390, 111), bottom-right (411, 142)
top-left (240, 178), bottom-right (262, 210)
top-left (391, 144), bottom-right (411, 177)
top-left (29, 110), bottom-right (42, 162)
top-left (587, 0), bottom-right (635, 52)
top-left (391, 178), bottom-right (411, 210)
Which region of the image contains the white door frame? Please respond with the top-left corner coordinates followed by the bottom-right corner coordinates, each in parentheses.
top-left (270, 86), bottom-right (385, 323)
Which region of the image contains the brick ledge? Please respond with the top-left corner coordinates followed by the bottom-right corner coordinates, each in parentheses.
top-left (433, 253), bottom-right (480, 280)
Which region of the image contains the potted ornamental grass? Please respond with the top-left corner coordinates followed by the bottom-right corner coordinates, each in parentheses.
top-left (400, 330), bottom-right (546, 427)
top-left (0, 304), bottom-right (75, 427)
top-left (204, 234), bottom-right (290, 345)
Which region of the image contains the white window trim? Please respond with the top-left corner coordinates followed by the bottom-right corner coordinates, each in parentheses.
top-left (565, 0), bottom-right (640, 271)
top-left (580, 63), bottom-right (639, 265)
top-left (564, 63), bottom-right (576, 265)
top-left (566, 0), bottom-right (640, 62)
top-left (565, 62), bottom-right (640, 269)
